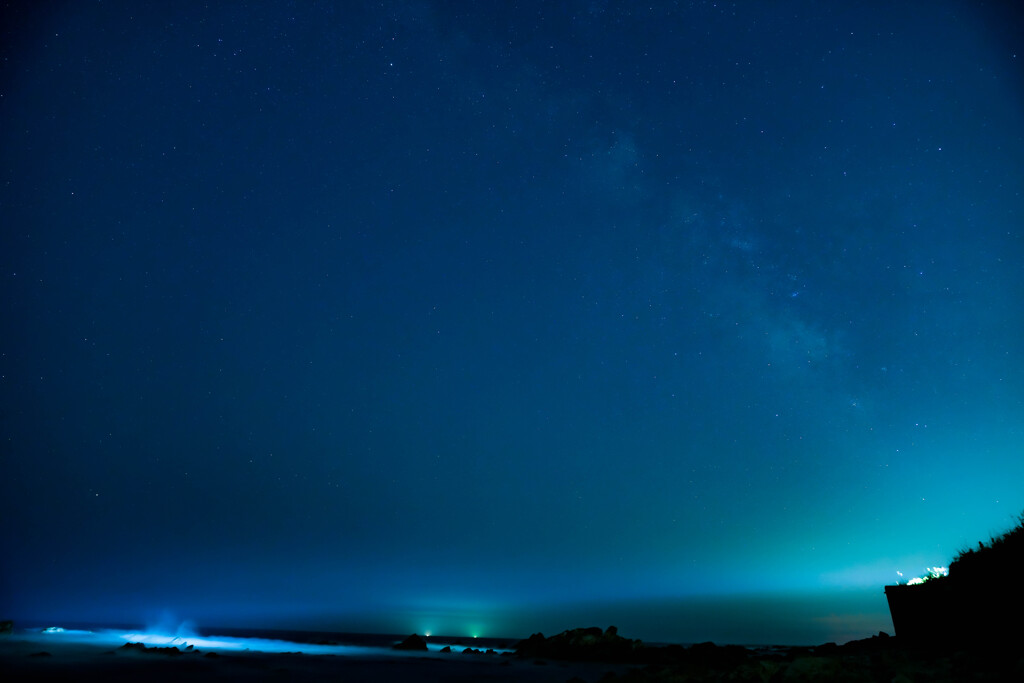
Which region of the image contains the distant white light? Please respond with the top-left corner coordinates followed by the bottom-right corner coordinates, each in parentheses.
top-left (907, 566), bottom-right (948, 585)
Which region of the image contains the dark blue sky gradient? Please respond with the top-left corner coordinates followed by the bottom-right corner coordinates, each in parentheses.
top-left (2, 1), bottom-right (1022, 644)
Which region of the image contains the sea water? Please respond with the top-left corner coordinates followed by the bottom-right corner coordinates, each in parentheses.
top-left (5, 622), bottom-right (515, 657)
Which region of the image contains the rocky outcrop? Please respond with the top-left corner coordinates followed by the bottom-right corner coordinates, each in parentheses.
top-left (514, 626), bottom-right (643, 662)
top-left (119, 642), bottom-right (186, 656)
top-left (393, 633), bottom-right (428, 651)
top-left (601, 633), bottom-right (1024, 683)
top-left (886, 511), bottom-right (1024, 647)
top-left (682, 641), bottom-right (751, 668)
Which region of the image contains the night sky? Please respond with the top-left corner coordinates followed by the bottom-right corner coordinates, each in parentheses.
top-left (2, 1), bottom-right (1023, 646)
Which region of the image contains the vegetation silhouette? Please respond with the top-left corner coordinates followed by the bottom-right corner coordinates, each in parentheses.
top-left (949, 510), bottom-right (1024, 579)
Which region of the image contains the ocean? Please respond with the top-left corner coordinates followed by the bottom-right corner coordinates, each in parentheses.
top-left (5, 620), bottom-right (517, 657)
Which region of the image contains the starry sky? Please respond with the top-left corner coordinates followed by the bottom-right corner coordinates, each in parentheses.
top-left (2, 1), bottom-right (1022, 645)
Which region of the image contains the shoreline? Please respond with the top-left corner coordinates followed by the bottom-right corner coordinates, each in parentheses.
top-left (3, 624), bottom-right (1023, 682)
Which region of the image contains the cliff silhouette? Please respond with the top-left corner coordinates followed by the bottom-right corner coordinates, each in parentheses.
top-left (885, 511), bottom-right (1024, 647)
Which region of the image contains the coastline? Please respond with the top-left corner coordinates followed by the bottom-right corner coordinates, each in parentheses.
top-left (0, 630), bottom-right (617, 683)
top-left (3, 624), bottom-right (1023, 682)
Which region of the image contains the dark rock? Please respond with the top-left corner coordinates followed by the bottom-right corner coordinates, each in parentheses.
top-left (393, 634), bottom-right (428, 651)
top-left (887, 511), bottom-right (1024, 648)
top-left (119, 642), bottom-right (183, 656)
top-left (514, 626), bottom-right (643, 663)
top-left (838, 631), bottom-right (897, 655)
top-left (783, 655), bottom-right (845, 681)
top-left (0, 620), bottom-right (12, 634)
top-left (685, 641), bottom-right (751, 668)
top-left (440, 645), bottom-right (451, 653)
top-left (780, 645), bottom-right (815, 660)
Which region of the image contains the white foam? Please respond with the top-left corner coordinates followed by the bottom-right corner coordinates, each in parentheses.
top-left (30, 626), bottom-right (387, 656)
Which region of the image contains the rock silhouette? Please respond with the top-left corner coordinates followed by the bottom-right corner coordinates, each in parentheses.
top-left (392, 633), bottom-right (428, 651)
top-left (886, 511), bottom-right (1024, 647)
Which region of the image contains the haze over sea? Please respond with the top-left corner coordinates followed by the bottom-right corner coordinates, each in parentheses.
top-left (16, 587), bottom-right (888, 647)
